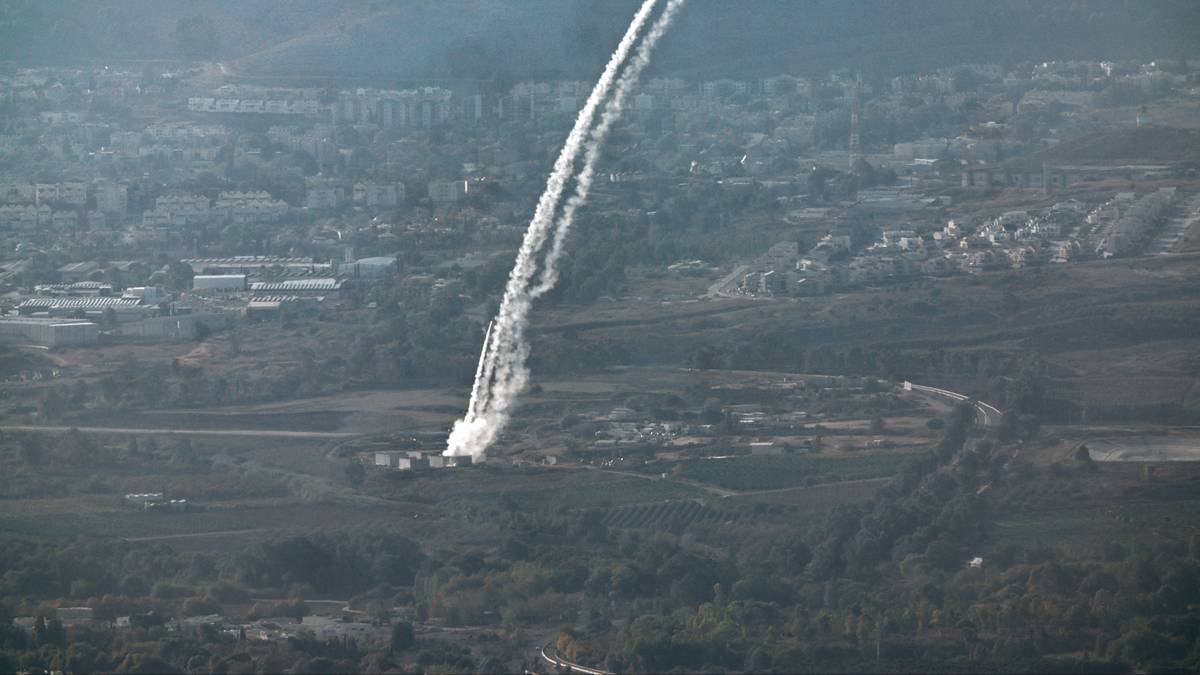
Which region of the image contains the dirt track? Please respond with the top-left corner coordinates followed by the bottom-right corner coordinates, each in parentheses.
top-left (3, 424), bottom-right (362, 439)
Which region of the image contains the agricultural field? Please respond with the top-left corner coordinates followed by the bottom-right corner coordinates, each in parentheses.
top-left (635, 450), bottom-right (923, 491)
top-left (991, 497), bottom-right (1200, 550)
top-left (0, 497), bottom-right (407, 541)
top-left (1087, 434), bottom-right (1200, 462)
top-left (598, 475), bottom-right (893, 530)
top-left (368, 463), bottom-right (701, 511)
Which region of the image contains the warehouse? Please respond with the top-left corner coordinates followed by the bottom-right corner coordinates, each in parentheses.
top-left (0, 316), bottom-right (99, 347)
top-left (192, 274), bottom-right (247, 292)
top-left (245, 295), bottom-right (322, 320)
top-left (17, 296), bottom-right (148, 322)
top-left (341, 256), bottom-right (397, 279)
top-left (248, 278), bottom-right (345, 296)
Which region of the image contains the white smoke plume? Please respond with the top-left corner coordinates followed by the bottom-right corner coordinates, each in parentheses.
top-left (533, 0), bottom-right (687, 297)
top-left (463, 320), bottom-right (493, 419)
top-left (445, 0), bottom-right (663, 457)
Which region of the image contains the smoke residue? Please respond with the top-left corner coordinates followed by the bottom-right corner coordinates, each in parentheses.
top-left (533, 0), bottom-right (687, 298)
top-left (444, 0), bottom-right (686, 458)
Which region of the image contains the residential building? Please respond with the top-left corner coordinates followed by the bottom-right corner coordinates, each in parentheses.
top-left (428, 180), bottom-right (468, 204)
top-left (353, 181), bottom-right (405, 207)
top-left (213, 191), bottom-right (288, 223)
top-left (304, 187), bottom-right (343, 210)
top-left (342, 256), bottom-right (397, 279)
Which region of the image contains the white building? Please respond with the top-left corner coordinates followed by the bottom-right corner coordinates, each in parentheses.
top-left (353, 182), bottom-right (405, 207)
top-left (143, 193), bottom-right (211, 227)
top-left (94, 182), bottom-right (127, 216)
top-left (192, 274), bottom-right (247, 292)
top-left (0, 317), bottom-right (99, 347)
top-left (428, 180), bottom-right (468, 204)
top-left (304, 187), bottom-right (343, 210)
top-left (213, 190), bottom-right (288, 223)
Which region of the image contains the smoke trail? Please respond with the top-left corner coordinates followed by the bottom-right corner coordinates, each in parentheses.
top-left (469, 0), bottom-right (657, 409)
top-left (469, 0), bottom-right (688, 457)
top-left (445, 0), bottom-right (661, 457)
top-left (464, 321), bottom-right (493, 419)
top-left (533, 0), bottom-right (687, 297)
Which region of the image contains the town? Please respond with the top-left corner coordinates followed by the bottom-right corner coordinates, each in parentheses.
top-left (2, 3), bottom-right (1200, 673)
top-left (2, 57), bottom-right (1197, 347)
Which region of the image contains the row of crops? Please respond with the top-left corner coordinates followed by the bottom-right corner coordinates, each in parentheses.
top-left (991, 478), bottom-right (1081, 513)
top-left (602, 500), bottom-right (748, 529)
top-left (639, 452), bottom-right (920, 491)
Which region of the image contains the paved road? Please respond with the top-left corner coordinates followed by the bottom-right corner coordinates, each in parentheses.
top-left (123, 528), bottom-right (275, 543)
top-left (2, 424), bottom-right (362, 439)
top-left (540, 642), bottom-right (611, 675)
top-left (737, 475), bottom-right (891, 498)
top-left (706, 264), bottom-right (748, 298)
top-left (904, 382), bottom-right (1002, 427)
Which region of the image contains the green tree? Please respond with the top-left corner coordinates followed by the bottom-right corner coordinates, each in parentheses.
top-left (345, 461), bottom-right (366, 488)
top-left (18, 435), bottom-right (43, 469)
top-left (390, 621), bottom-right (415, 653)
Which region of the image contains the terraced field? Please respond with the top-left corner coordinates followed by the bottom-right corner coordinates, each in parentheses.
top-left (635, 451), bottom-right (922, 491)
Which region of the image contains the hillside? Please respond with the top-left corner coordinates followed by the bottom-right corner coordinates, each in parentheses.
top-left (3, 1), bottom-right (1199, 82)
top-left (1032, 127), bottom-right (1200, 166)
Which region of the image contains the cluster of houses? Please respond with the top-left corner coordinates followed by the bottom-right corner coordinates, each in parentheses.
top-left (184, 254), bottom-right (397, 320)
top-left (737, 187), bottom-right (1179, 297)
top-left (0, 180), bottom-right (122, 232)
top-left (187, 85), bottom-right (456, 129)
top-left (591, 407), bottom-right (685, 450)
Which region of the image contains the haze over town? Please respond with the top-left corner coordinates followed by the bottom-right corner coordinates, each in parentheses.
top-left (0, 1), bottom-right (1199, 673)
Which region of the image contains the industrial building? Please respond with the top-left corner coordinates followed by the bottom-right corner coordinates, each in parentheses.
top-left (181, 256), bottom-right (333, 276)
top-left (248, 278), bottom-right (345, 296)
top-left (373, 449), bottom-right (479, 470)
top-left (17, 295), bottom-right (147, 321)
top-left (192, 274), bottom-right (247, 292)
top-left (341, 256), bottom-right (397, 278)
top-left (0, 316), bottom-right (99, 347)
top-left (245, 295), bottom-right (322, 320)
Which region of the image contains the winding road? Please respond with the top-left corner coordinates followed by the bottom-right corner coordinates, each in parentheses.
top-left (540, 642), bottom-right (612, 675)
top-left (904, 381), bottom-right (1002, 427)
